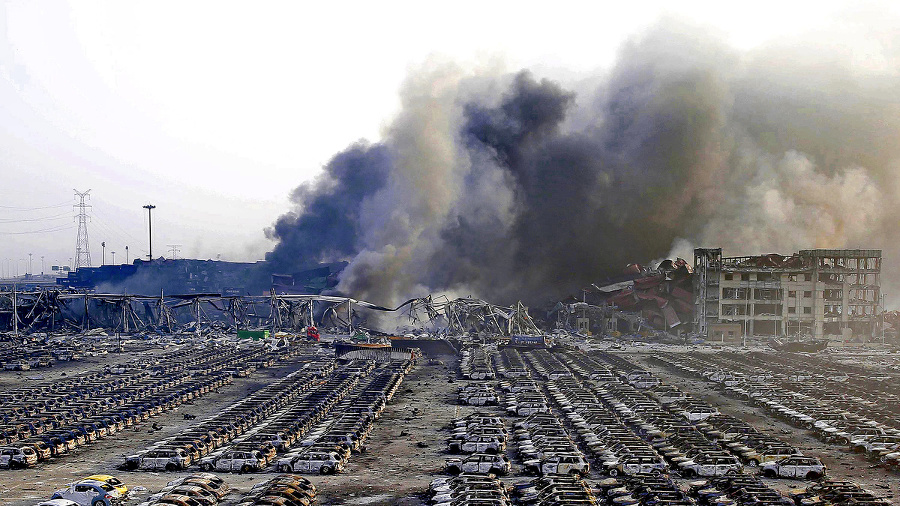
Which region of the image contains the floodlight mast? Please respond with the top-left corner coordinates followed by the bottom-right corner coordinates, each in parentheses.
top-left (143, 204), bottom-right (156, 260)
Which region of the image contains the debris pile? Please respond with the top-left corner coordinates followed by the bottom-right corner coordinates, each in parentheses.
top-left (586, 259), bottom-right (694, 331)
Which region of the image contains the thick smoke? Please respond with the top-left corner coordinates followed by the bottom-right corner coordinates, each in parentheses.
top-left (266, 143), bottom-right (392, 271)
top-left (268, 13), bottom-right (900, 306)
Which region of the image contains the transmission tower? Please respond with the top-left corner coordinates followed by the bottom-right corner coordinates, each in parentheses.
top-left (167, 244), bottom-right (181, 260)
top-left (73, 189), bottom-right (92, 270)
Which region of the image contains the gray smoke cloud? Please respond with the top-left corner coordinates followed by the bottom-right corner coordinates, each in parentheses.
top-left (268, 11), bottom-right (900, 306)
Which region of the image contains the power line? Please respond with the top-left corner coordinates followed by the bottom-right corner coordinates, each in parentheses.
top-left (0, 202), bottom-right (70, 211)
top-left (0, 224), bottom-right (75, 235)
top-left (91, 206), bottom-right (144, 245)
top-left (0, 212), bottom-right (70, 223)
top-left (89, 217), bottom-right (131, 253)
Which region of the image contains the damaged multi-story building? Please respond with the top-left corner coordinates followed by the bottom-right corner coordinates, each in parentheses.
top-left (694, 248), bottom-right (882, 344)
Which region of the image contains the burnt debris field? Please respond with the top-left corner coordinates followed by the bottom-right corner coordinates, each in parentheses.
top-left (1, 336), bottom-right (898, 506)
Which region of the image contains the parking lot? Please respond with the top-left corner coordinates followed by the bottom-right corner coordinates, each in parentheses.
top-left (1, 339), bottom-right (898, 506)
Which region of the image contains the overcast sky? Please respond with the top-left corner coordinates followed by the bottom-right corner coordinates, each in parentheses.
top-left (0, 0), bottom-right (864, 275)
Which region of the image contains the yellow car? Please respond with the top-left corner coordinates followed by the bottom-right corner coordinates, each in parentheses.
top-left (83, 475), bottom-right (128, 496)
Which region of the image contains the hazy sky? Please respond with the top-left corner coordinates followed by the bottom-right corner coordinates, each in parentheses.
top-left (0, 0), bottom-right (864, 274)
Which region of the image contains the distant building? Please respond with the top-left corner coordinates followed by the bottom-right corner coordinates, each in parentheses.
top-left (694, 248), bottom-right (882, 343)
top-left (53, 258), bottom-right (347, 297)
top-left (56, 259), bottom-right (266, 295)
top-left (56, 263), bottom-right (139, 290)
top-left (269, 262), bottom-right (345, 295)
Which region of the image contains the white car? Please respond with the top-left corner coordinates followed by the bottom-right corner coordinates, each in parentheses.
top-left (449, 435), bottom-right (506, 454)
top-left (606, 454), bottom-right (668, 476)
top-left (275, 451), bottom-right (343, 474)
top-left (199, 449), bottom-right (266, 472)
top-left (678, 406), bottom-right (720, 422)
top-left (446, 453), bottom-right (511, 475)
top-left (679, 454), bottom-right (742, 477)
top-left (851, 435), bottom-right (900, 455)
top-left (433, 488), bottom-right (508, 506)
top-left (511, 402), bottom-right (550, 417)
top-left (430, 476), bottom-right (500, 501)
top-left (524, 453), bottom-right (590, 476)
top-left (133, 448), bottom-right (192, 471)
top-left (732, 445), bottom-right (797, 466)
top-left (761, 455), bottom-right (826, 480)
top-left (454, 415), bottom-right (504, 428)
top-left (462, 393), bottom-right (498, 406)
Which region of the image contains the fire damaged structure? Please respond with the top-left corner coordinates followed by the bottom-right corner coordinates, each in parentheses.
top-left (694, 248), bottom-right (882, 343)
top-left (561, 259), bottom-right (695, 336)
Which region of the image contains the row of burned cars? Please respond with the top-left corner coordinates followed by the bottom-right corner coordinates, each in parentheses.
top-left (431, 344), bottom-right (888, 506)
top-left (132, 472), bottom-right (318, 506)
top-left (429, 472), bottom-right (601, 506)
top-left (0, 342), bottom-right (290, 469)
top-left (429, 471), bottom-right (890, 506)
top-left (0, 337), bottom-right (86, 371)
top-left (650, 349), bottom-right (900, 472)
top-left (41, 471), bottom-right (320, 506)
top-left (582, 353), bottom-right (826, 479)
top-left (123, 357), bottom-right (412, 477)
top-left (460, 347), bottom-right (497, 380)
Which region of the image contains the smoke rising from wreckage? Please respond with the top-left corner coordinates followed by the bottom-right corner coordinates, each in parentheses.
top-left (266, 19), bottom-right (900, 307)
top-left (7, 11), bottom-right (900, 506)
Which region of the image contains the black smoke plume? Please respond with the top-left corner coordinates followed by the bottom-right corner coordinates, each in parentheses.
top-left (267, 13), bottom-right (900, 306)
top-left (266, 143), bottom-right (391, 271)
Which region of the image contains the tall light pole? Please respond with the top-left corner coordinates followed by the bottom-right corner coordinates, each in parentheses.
top-left (125, 246), bottom-right (129, 264)
top-left (41, 256), bottom-right (44, 276)
top-left (101, 242), bottom-right (106, 265)
top-left (143, 204), bottom-right (156, 261)
top-left (28, 253), bottom-right (32, 275)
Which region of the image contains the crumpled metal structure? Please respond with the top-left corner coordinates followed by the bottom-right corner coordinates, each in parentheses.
top-left (405, 295), bottom-right (542, 336)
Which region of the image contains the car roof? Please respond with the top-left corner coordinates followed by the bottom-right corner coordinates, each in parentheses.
top-left (84, 474), bottom-right (116, 481)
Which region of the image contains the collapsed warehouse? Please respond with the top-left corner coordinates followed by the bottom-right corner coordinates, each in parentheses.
top-left (0, 249), bottom-right (888, 344)
top-left (0, 287), bottom-right (545, 343)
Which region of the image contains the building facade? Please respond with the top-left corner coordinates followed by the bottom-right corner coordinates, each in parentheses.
top-left (694, 248), bottom-right (882, 342)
